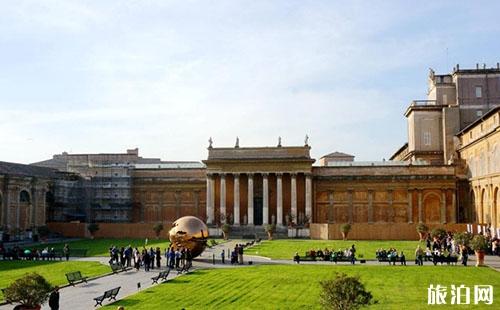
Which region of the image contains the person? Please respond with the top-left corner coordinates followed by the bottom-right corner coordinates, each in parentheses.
top-left (350, 244), bottom-right (356, 265)
top-left (221, 249), bottom-right (225, 264)
top-left (293, 252), bottom-right (300, 264)
top-left (143, 249), bottom-right (150, 272)
top-left (49, 286), bottom-right (60, 310)
top-left (461, 246), bottom-right (468, 266)
top-left (238, 244), bottom-right (244, 265)
top-left (415, 245), bottom-right (424, 266)
top-left (156, 247), bottom-right (161, 268)
top-left (63, 244), bottom-right (70, 261)
top-left (400, 251), bottom-right (406, 266)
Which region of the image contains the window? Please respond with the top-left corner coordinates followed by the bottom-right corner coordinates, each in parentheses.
top-left (477, 110), bottom-right (483, 117)
top-left (423, 132), bottom-right (431, 146)
top-left (475, 86), bottom-right (482, 98)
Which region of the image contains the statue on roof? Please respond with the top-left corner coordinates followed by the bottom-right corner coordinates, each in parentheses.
top-left (277, 136), bottom-right (282, 147)
top-left (304, 134), bottom-right (309, 146)
top-left (208, 137), bottom-right (213, 149)
top-left (235, 136), bottom-right (239, 148)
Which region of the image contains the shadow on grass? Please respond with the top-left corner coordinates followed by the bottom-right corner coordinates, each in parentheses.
top-left (0, 260), bottom-right (61, 272)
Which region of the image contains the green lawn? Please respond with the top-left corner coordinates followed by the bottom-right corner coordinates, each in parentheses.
top-left (0, 260), bottom-right (110, 300)
top-left (32, 238), bottom-right (171, 257)
top-left (102, 265), bottom-right (500, 309)
top-left (248, 240), bottom-right (427, 260)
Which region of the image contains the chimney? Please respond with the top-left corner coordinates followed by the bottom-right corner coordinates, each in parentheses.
top-left (483, 63), bottom-right (486, 69)
top-left (497, 62), bottom-right (499, 69)
top-left (476, 63), bottom-right (479, 69)
top-left (456, 64), bottom-right (460, 71)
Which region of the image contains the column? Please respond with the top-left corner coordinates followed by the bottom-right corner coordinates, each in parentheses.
top-left (247, 174), bottom-right (254, 225)
top-left (291, 173), bottom-right (297, 222)
top-left (140, 191), bottom-right (145, 222)
top-left (328, 191), bottom-right (334, 223)
top-left (305, 174), bottom-right (312, 223)
top-left (440, 190), bottom-right (446, 224)
top-left (220, 174), bottom-right (226, 224)
top-left (194, 190), bottom-right (200, 217)
top-left (175, 190), bottom-right (181, 219)
top-left (233, 174), bottom-right (240, 225)
top-left (388, 189), bottom-right (394, 222)
top-left (16, 187), bottom-right (20, 229)
top-left (418, 190), bottom-right (423, 223)
top-left (367, 190), bottom-right (374, 223)
top-left (262, 173), bottom-right (269, 225)
top-left (451, 190), bottom-right (456, 224)
top-left (348, 189), bottom-right (353, 223)
top-left (276, 173), bottom-right (283, 226)
top-left (206, 174), bottom-right (215, 224)
top-left (407, 190), bottom-right (413, 223)
top-left (30, 185), bottom-right (37, 227)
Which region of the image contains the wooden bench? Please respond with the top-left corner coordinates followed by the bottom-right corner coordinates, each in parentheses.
top-left (93, 287), bottom-right (120, 307)
top-left (151, 269), bottom-right (170, 284)
top-left (109, 262), bottom-right (128, 273)
top-left (177, 261), bottom-right (192, 274)
top-left (66, 271), bottom-right (88, 286)
top-left (432, 255), bottom-right (458, 265)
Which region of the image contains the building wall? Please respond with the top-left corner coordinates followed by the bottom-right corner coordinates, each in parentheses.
top-left (458, 109), bottom-right (500, 229)
top-left (0, 175), bottom-right (52, 231)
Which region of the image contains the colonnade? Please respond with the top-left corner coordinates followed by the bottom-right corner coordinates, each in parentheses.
top-left (206, 172), bottom-right (312, 226)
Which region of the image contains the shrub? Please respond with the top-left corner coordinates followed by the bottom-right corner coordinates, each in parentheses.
top-left (470, 234), bottom-right (488, 251)
top-left (430, 227), bottom-right (447, 240)
top-left (319, 273), bottom-right (375, 310)
top-left (265, 224), bottom-right (276, 233)
top-left (416, 223), bottom-right (429, 233)
top-left (340, 224), bottom-right (351, 233)
top-left (87, 223), bottom-right (100, 236)
top-left (4, 273), bottom-right (53, 307)
top-left (37, 225), bottom-right (50, 238)
top-left (153, 223), bottom-right (164, 238)
top-left (221, 223), bottom-right (231, 233)
top-left (453, 232), bottom-right (472, 247)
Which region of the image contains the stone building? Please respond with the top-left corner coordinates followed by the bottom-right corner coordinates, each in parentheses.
top-left (20, 64), bottom-right (500, 240)
top-left (456, 106), bottom-right (500, 230)
top-left (0, 162), bottom-right (56, 234)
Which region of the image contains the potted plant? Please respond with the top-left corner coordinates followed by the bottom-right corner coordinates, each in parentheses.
top-left (340, 223), bottom-right (351, 241)
top-left (4, 273), bottom-right (53, 309)
top-left (265, 224), bottom-right (276, 240)
top-left (430, 227), bottom-right (447, 241)
top-left (221, 223), bottom-right (230, 240)
top-left (470, 234), bottom-right (488, 267)
top-left (87, 223), bottom-right (99, 239)
top-left (37, 225), bottom-right (50, 243)
top-left (453, 231), bottom-right (472, 252)
top-left (153, 223), bottom-right (164, 239)
top-left (416, 223), bottom-right (429, 241)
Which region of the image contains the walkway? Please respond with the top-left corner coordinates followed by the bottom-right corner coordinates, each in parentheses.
top-left (1, 240), bottom-right (499, 309)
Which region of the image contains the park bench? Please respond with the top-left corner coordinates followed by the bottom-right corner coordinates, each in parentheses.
top-left (93, 286), bottom-right (120, 307)
top-left (177, 261), bottom-right (192, 274)
top-left (151, 269), bottom-right (170, 284)
top-left (66, 271), bottom-right (88, 286)
top-left (110, 262), bottom-right (128, 273)
top-left (431, 255), bottom-right (458, 265)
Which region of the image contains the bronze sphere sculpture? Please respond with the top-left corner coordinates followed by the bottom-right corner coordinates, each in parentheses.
top-left (168, 216), bottom-right (209, 258)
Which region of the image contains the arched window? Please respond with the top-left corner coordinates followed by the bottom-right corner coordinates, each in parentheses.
top-left (19, 190), bottom-right (30, 203)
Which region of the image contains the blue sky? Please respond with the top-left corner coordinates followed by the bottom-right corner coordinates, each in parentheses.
top-left (1, 0), bottom-right (499, 164)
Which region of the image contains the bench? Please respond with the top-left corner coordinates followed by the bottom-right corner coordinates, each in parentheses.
top-left (151, 269), bottom-right (170, 284)
top-left (93, 287), bottom-right (120, 307)
top-left (432, 255), bottom-right (458, 265)
top-left (109, 262), bottom-right (128, 273)
top-left (66, 271), bottom-right (88, 286)
top-left (177, 261), bottom-right (192, 274)
top-left (377, 256), bottom-right (401, 263)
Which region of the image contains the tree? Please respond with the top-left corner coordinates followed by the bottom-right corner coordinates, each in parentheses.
top-left (153, 223), bottom-right (164, 239)
top-left (416, 223), bottom-right (429, 241)
top-left (319, 273), bottom-right (375, 310)
top-left (265, 224), bottom-right (276, 240)
top-left (87, 223), bottom-right (99, 239)
top-left (453, 232), bottom-right (472, 248)
top-left (221, 223), bottom-right (230, 240)
top-left (4, 273), bottom-right (53, 308)
top-left (430, 227), bottom-right (447, 240)
top-left (340, 224), bottom-right (352, 241)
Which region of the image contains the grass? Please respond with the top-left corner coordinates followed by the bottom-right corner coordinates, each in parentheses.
top-left (31, 238), bottom-right (172, 257)
top-left (248, 240), bottom-right (427, 260)
top-left (0, 260), bottom-right (110, 300)
top-left (102, 264), bottom-right (500, 309)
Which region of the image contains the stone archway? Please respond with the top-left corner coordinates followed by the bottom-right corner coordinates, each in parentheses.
top-left (423, 192), bottom-right (441, 223)
top-left (493, 187), bottom-right (499, 230)
top-left (480, 188), bottom-right (487, 224)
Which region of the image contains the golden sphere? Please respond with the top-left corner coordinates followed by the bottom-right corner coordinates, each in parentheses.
top-left (168, 216), bottom-right (209, 258)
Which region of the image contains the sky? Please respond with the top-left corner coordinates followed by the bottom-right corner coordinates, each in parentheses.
top-left (1, 0), bottom-right (499, 164)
